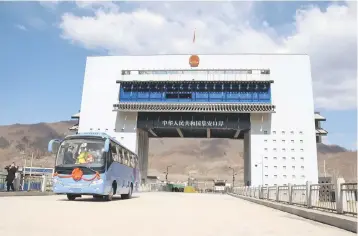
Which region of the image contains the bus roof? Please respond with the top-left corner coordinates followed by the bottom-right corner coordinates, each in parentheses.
top-left (64, 132), bottom-right (137, 156)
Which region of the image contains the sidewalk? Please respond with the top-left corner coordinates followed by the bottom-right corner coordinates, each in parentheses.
top-left (0, 191), bottom-right (54, 197)
top-left (228, 193), bottom-right (357, 233)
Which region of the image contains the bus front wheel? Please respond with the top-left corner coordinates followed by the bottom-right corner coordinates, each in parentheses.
top-left (67, 194), bottom-right (77, 201)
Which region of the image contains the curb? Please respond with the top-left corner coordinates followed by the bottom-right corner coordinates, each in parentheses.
top-left (0, 192), bottom-right (55, 197)
top-left (228, 193), bottom-right (357, 233)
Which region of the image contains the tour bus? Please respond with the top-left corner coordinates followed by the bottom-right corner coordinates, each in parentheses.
top-left (48, 132), bottom-right (140, 201)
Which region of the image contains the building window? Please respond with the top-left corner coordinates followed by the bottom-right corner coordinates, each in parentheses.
top-left (274, 166), bottom-right (277, 169)
top-left (265, 175), bottom-right (268, 178)
top-left (273, 148), bottom-right (277, 151)
top-left (292, 166), bottom-right (296, 170)
top-left (300, 140), bottom-right (303, 143)
top-left (299, 131), bottom-right (303, 134)
top-left (283, 175), bottom-right (287, 178)
top-left (273, 131), bottom-right (276, 134)
top-left (301, 175), bottom-right (305, 178)
top-left (273, 139), bottom-right (276, 143)
top-left (264, 131), bottom-right (268, 134)
top-left (282, 140), bottom-right (285, 143)
top-left (291, 157), bottom-right (295, 160)
top-left (264, 148), bottom-right (268, 151)
top-left (282, 131), bottom-right (285, 134)
top-left (264, 139), bottom-right (267, 143)
top-left (264, 156), bottom-right (268, 160)
top-left (264, 165), bottom-right (268, 169)
top-left (300, 149), bottom-right (304, 152)
top-left (273, 156), bottom-right (277, 160)
top-left (283, 166), bottom-right (287, 169)
top-left (291, 140), bottom-right (294, 143)
top-left (282, 157), bottom-right (286, 160)
top-left (300, 157), bottom-right (304, 160)
top-left (291, 148), bottom-right (295, 152)
top-left (290, 131), bottom-right (294, 135)
top-left (282, 148), bottom-right (286, 152)
top-left (274, 175), bottom-right (277, 178)
top-left (292, 175), bottom-right (296, 179)
top-left (301, 166), bottom-right (304, 169)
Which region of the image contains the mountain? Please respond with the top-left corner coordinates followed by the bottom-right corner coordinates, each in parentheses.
top-left (0, 121), bottom-right (356, 183)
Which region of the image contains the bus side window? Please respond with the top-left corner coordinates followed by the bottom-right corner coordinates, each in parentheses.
top-left (129, 155), bottom-right (134, 168)
top-left (116, 145), bottom-right (122, 164)
top-left (135, 155), bottom-right (139, 168)
top-left (110, 142), bottom-right (117, 162)
top-left (132, 154), bottom-right (138, 168)
top-left (123, 149), bottom-right (129, 166)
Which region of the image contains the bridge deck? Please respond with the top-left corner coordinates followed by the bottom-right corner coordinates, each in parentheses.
top-left (0, 192), bottom-right (353, 236)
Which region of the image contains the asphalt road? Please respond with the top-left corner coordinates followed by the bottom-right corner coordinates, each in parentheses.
top-left (0, 192), bottom-right (354, 236)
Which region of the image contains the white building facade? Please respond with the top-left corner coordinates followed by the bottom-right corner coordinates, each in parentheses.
top-left (76, 54), bottom-right (319, 186)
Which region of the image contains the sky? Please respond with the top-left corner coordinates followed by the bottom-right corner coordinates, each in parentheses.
top-left (0, 1), bottom-right (356, 150)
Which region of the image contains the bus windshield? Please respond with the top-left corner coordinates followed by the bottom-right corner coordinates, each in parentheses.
top-left (56, 138), bottom-right (105, 168)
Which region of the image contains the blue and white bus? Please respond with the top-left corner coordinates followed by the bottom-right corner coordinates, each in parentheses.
top-left (48, 132), bottom-right (140, 201)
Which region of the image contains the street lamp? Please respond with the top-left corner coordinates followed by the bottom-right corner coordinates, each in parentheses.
top-left (164, 165), bottom-right (173, 182)
top-left (228, 167), bottom-right (237, 188)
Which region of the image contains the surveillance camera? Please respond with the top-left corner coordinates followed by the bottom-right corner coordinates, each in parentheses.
top-left (255, 164), bottom-right (258, 167)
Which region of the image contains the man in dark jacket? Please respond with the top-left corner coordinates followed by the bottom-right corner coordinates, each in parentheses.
top-left (5, 162), bottom-right (18, 191)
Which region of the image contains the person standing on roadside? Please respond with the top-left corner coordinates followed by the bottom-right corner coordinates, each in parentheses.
top-left (5, 162), bottom-right (18, 191)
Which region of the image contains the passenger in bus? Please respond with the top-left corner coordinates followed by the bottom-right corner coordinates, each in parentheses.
top-left (76, 143), bottom-right (89, 164)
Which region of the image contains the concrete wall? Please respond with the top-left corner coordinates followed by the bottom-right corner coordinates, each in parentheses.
top-left (78, 54), bottom-right (317, 185)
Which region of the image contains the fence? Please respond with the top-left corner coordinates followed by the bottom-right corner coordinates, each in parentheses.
top-left (0, 175), bottom-right (50, 192)
top-left (230, 178), bottom-right (357, 217)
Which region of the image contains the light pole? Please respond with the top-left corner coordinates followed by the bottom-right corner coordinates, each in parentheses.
top-left (164, 165), bottom-right (172, 182)
top-left (229, 167), bottom-right (237, 188)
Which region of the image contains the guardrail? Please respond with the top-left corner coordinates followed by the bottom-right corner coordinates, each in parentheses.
top-left (0, 175), bottom-right (50, 192)
top-left (230, 178), bottom-right (357, 217)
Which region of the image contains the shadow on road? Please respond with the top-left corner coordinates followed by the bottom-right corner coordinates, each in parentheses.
top-left (57, 195), bottom-right (139, 202)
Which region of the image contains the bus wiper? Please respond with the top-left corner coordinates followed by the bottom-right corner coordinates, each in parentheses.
top-left (75, 165), bottom-right (97, 173)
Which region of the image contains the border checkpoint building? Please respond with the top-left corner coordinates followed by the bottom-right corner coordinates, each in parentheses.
top-left (69, 53), bottom-right (327, 187)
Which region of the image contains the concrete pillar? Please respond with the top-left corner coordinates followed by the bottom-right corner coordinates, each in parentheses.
top-left (288, 183), bottom-right (292, 204)
top-left (14, 173), bottom-right (21, 191)
top-left (136, 129), bottom-right (149, 183)
top-left (243, 131), bottom-right (251, 186)
top-left (335, 178), bottom-right (346, 214)
top-left (275, 185), bottom-right (279, 202)
top-left (41, 175), bottom-right (47, 192)
top-left (306, 181), bottom-right (312, 208)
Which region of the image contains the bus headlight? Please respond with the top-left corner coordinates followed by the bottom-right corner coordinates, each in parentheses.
top-left (91, 179), bottom-right (103, 185)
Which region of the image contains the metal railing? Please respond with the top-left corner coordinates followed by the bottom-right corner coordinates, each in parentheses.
top-left (229, 178), bottom-right (357, 217)
top-left (291, 185), bottom-right (307, 206)
top-left (341, 183), bottom-right (357, 215)
top-left (310, 183), bottom-right (336, 212)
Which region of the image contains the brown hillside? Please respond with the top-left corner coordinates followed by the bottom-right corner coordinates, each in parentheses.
top-left (0, 121), bottom-right (356, 183)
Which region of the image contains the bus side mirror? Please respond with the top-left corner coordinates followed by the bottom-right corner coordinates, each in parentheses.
top-left (48, 139), bottom-right (61, 154)
top-left (104, 138), bottom-right (110, 152)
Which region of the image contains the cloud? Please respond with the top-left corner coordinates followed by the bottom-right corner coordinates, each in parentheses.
top-left (15, 24), bottom-right (27, 31)
top-left (58, 2), bottom-right (357, 110)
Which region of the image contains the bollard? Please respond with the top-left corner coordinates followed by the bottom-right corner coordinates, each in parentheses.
top-left (41, 175), bottom-right (47, 192)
